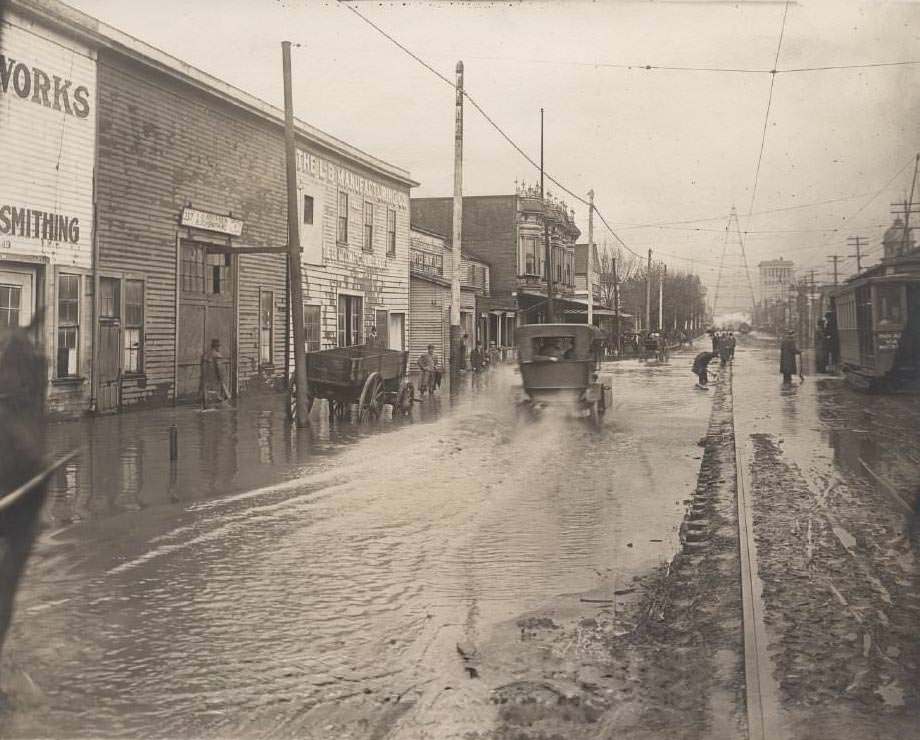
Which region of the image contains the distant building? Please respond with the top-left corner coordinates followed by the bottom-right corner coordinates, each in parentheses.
top-left (756, 258), bottom-right (794, 331)
top-left (407, 226), bottom-right (489, 376)
top-left (882, 216), bottom-right (916, 260)
top-left (411, 183), bottom-right (581, 344)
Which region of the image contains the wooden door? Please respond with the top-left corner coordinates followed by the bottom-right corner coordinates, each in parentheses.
top-left (376, 309), bottom-right (389, 348)
top-left (97, 320), bottom-right (121, 412)
top-left (388, 312), bottom-right (405, 351)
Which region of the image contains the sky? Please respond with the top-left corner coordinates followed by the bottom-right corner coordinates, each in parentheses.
top-left (64, 0), bottom-right (920, 311)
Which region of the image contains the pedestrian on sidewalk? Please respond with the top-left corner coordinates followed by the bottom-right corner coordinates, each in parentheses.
top-left (460, 333), bottom-right (470, 371)
top-left (719, 333), bottom-right (731, 365)
top-left (691, 351), bottom-right (717, 389)
top-left (200, 338), bottom-right (230, 409)
top-left (417, 345), bottom-right (441, 396)
top-left (470, 343), bottom-right (483, 372)
top-left (780, 331), bottom-right (802, 387)
top-left (728, 332), bottom-right (736, 360)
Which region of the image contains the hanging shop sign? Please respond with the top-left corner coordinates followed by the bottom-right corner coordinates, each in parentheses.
top-left (180, 207), bottom-right (244, 237)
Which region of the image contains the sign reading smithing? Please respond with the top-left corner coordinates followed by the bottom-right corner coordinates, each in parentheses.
top-left (0, 12), bottom-right (96, 268)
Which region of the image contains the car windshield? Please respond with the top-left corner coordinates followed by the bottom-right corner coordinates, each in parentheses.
top-left (533, 336), bottom-right (576, 359)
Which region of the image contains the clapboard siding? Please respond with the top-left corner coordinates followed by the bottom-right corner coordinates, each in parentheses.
top-left (96, 52), bottom-right (289, 406)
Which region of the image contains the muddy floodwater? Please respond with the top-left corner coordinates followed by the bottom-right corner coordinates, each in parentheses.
top-left (5, 357), bottom-right (712, 738)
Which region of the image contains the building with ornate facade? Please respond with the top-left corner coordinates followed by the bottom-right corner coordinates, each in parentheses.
top-left (411, 184), bottom-right (581, 343)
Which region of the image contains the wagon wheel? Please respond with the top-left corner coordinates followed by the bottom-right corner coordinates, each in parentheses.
top-left (287, 378), bottom-right (315, 422)
top-left (358, 373), bottom-right (385, 422)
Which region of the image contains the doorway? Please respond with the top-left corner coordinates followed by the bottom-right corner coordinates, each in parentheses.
top-left (177, 242), bottom-right (235, 401)
top-left (388, 312), bottom-right (405, 350)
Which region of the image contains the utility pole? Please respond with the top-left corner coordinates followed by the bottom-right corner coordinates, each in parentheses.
top-left (658, 263), bottom-right (665, 331)
top-left (645, 248), bottom-right (652, 332)
top-left (541, 109), bottom-right (554, 323)
top-left (450, 61), bottom-right (464, 385)
top-left (828, 254), bottom-right (842, 286)
top-left (903, 154), bottom-right (920, 251)
top-left (612, 254), bottom-right (620, 353)
top-left (847, 235), bottom-right (867, 272)
top-left (587, 189), bottom-right (594, 326)
top-left (282, 41), bottom-right (309, 428)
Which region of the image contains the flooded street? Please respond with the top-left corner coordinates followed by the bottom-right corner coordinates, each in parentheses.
top-left (3, 355), bottom-right (711, 739)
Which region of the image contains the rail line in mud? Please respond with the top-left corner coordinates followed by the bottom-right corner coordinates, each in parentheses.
top-left (731, 363), bottom-right (783, 740)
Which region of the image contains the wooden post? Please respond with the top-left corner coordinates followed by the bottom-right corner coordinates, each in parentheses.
top-left (587, 189), bottom-right (594, 326)
top-left (541, 109), bottom-right (554, 323)
top-left (450, 61), bottom-right (464, 387)
top-left (282, 42), bottom-right (309, 428)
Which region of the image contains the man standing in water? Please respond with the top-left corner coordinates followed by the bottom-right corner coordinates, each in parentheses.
top-left (691, 351), bottom-right (717, 389)
top-left (201, 338), bottom-right (230, 409)
top-left (780, 330), bottom-right (803, 387)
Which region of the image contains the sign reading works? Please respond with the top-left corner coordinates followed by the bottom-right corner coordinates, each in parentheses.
top-left (0, 12), bottom-right (96, 268)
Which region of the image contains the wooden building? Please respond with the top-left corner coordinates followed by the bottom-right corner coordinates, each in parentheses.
top-left (8, 0), bottom-right (415, 415)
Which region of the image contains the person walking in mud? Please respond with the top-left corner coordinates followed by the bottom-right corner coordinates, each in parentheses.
top-left (779, 330), bottom-right (803, 387)
top-left (719, 332), bottom-right (732, 365)
top-left (200, 338), bottom-right (230, 410)
top-left (691, 350), bottom-right (717, 390)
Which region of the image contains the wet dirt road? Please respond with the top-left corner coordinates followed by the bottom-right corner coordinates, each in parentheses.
top-left (3, 355), bottom-right (711, 739)
top-left (733, 340), bottom-right (920, 739)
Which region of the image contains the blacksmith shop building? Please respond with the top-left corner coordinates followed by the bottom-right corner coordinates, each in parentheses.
top-left (411, 184), bottom-right (580, 346)
top-left (6, 0), bottom-right (416, 416)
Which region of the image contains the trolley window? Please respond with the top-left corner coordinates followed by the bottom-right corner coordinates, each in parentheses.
top-left (875, 284), bottom-right (904, 327)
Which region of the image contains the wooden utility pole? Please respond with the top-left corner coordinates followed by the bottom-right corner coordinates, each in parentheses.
top-left (282, 41), bottom-right (309, 428)
top-left (450, 61), bottom-right (464, 383)
top-left (827, 254), bottom-right (842, 286)
top-left (587, 189), bottom-right (594, 326)
top-left (612, 255), bottom-right (620, 350)
top-left (645, 249), bottom-right (652, 332)
top-left (541, 109), bottom-right (554, 323)
top-left (847, 235), bottom-right (867, 272)
top-left (658, 263), bottom-right (665, 331)
top-left (902, 153), bottom-right (920, 253)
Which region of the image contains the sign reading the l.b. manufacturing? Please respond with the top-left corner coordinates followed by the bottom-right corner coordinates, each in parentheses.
top-left (0, 11), bottom-right (96, 268)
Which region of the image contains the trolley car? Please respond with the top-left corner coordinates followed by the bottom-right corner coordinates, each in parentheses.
top-left (832, 252), bottom-right (920, 391)
top-left (515, 324), bottom-right (612, 428)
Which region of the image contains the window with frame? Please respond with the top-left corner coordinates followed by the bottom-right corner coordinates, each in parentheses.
top-left (181, 243), bottom-right (205, 293)
top-left (304, 305), bottom-right (321, 352)
top-left (303, 195), bottom-right (314, 226)
top-left (57, 274), bottom-right (80, 377)
top-left (337, 191), bottom-right (349, 243)
top-left (876, 284), bottom-right (904, 325)
top-left (259, 290), bottom-right (274, 365)
top-left (337, 294), bottom-right (363, 347)
top-left (0, 285), bottom-right (22, 328)
top-left (522, 236), bottom-right (539, 276)
top-left (363, 201), bottom-right (374, 251)
top-left (386, 208), bottom-right (396, 257)
top-left (124, 280), bottom-right (144, 373)
top-left (99, 277), bottom-right (120, 319)
top-left (207, 252), bottom-right (230, 295)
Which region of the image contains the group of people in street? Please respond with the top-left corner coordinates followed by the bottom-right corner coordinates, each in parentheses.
top-left (690, 329), bottom-right (736, 390)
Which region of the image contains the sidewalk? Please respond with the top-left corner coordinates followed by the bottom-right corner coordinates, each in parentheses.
top-left (732, 342), bottom-right (920, 738)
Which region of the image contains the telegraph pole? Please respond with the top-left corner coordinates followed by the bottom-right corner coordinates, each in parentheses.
top-left (658, 263), bottom-right (665, 331)
top-left (282, 41), bottom-right (309, 428)
top-left (645, 249), bottom-right (652, 332)
top-left (612, 254), bottom-right (620, 347)
top-left (903, 153), bottom-right (920, 252)
top-left (450, 61), bottom-right (464, 384)
top-left (847, 235), bottom-right (867, 272)
top-left (587, 189), bottom-right (594, 326)
top-left (828, 254), bottom-right (842, 286)
top-left (541, 109), bottom-right (554, 323)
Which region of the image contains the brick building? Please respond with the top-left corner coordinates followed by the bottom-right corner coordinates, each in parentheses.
top-left (7, 0), bottom-right (416, 416)
top-left (411, 184), bottom-right (580, 346)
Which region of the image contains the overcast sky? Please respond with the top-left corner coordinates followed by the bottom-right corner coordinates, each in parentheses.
top-left (66, 0), bottom-right (920, 309)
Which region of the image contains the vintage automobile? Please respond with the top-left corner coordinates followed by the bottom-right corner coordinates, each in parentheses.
top-left (515, 324), bottom-right (612, 428)
top-left (642, 331), bottom-right (670, 363)
top-left (832, 252), bottom-right (920, 391)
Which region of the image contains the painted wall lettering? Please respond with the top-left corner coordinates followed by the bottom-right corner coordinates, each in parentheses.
top-left (0, 205), bottom-right (81, 243)
top-left (0, 54), bottom-right (91, 118)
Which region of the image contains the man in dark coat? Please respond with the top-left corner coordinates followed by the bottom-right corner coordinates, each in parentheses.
top-left (780, 331), bottom-right (802, 386)
top-left (692, 351), bottom-right (717, 388)
top-left (814, 319), bottom-right (827, 373)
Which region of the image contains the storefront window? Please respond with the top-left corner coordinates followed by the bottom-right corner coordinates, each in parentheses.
top-left (0, 285), bottom-right (21, 328)
top-left (207, 253), bottom-right (230, 295)
top-left (181, 243), bottom-right (205, 293)
top-left (337, 191), bottom-right (349, 243)
top-left (338, 295), bottom-right (363, 347)
top-left (100, 277), bottom-right (120, 319)
top-left (124, 280), bottom-right (144, 373)
top-left (304, 305), bottom-right (321, 352)
top-left (57, 274), bottom-right (80, 377)
top-left (259, 290), bottom-right (274, 365)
